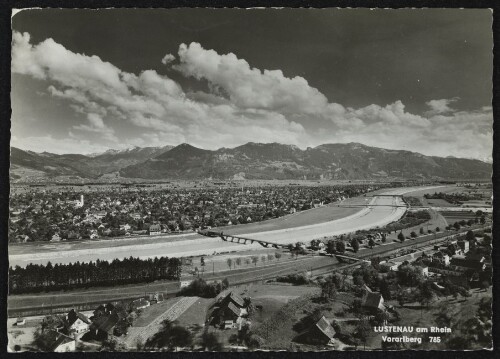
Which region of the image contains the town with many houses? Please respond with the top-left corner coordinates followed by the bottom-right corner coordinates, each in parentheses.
top-left (8, 184), bottom-right (379, 243)
top-left (7, 181), bottom-right (493, 351)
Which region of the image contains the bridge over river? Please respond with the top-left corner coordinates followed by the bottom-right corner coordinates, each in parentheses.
top-left (8, 186), bottom-right (447, 267)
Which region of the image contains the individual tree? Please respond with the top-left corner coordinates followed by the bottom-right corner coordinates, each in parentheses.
top-left (320, 277), bottom-right (337, 302)
top-left (398, 232), bottom-right (405, 242)
top-left (326, 239), bottom-right (336, 254)
top-left (351, 238), bottom-right (360, 253)
top-left (410, 231), bottom-right (417, 238)
top-left (261, 255), bottom-right (267, 264)
top-left (418, 282), bottom-right (436, 311)
top-left (435, 227), bottom-right (440, 232)
top-left (236, 258), bottom-right (242, 267)
top-left (226, 258), bottom-right (233, 270)
top-left (251, 256), bottom-right (259, 267)
top-left (453, 222), bottom-right (461, 230)
top-left (200, 331), bottom-right (223, 351)
top-left (368, 238), bottom-right (375, 248)
top-left (168, 325), bottom-right (193, 351)
top-left (310, 239), bottom-right (321, 250)
top-left (397, 264), bottom-right (424, 287)
top-left (336, 240), bottom-right (346, 253)
top-left (274, 252), bottom-right (281, 261)
top-left (40, 314), bottom-right (64, 333)
top-left (267, 254), bottom-right (274, 262)
top-left (419, 227), bottom-right (424, 235)
top-left (466, 230), bottom-right (475, 242)
top-left (355, 318), bottom-right (371, 350)
top-left (351, 298), bottom-right (362, 315)
top-left (381, 233), bottom-right (387, 243)
top-left (373, 309), bottom-right (390, 326)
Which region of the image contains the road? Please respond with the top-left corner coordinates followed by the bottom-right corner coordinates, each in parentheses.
top-left (8, 186), bottom-right (446, 268)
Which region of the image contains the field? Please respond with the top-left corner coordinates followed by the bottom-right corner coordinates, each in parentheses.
top-left (178, 284), bottom-right (323, 349)
top-left (250, 288), bottom-right (353, 350)
top-left (423, 198), bottom-right (454, 207)
top-left (133, 297), bottom-right (182, 327)
top-left (175, 297), bottom-right (215, 328)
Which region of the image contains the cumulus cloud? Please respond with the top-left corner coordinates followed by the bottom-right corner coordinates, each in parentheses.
top-left (11, 32), bottom-right (308, 151)
top-left (425, 97), bottom-right (459, 116)
top-left (161, 53), bottom-right (175, 65)
top-left (73, 113), bottom-right (118, 142)
top-left (11, 33), bottom-right (492, 161)
top-left (174, 42), bottom-right (330, 115)
top-left (313, 103), bottom-right (492, 161)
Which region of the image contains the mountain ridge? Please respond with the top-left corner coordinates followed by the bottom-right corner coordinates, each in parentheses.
top-left (10, 142), bottom-right (491, 181)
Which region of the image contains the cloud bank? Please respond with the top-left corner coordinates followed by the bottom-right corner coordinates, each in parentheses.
top-left (11, 32), bottom-right (492, 161)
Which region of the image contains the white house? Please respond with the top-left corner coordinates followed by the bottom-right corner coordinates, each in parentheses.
top-left (120, 224), bottom-right (131, 231)
top-left (66, 310), bottom-right (90, 334)
top-left (51, 233), bottom-right (61, 242)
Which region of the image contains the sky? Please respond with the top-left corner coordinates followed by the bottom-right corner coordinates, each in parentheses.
top-left (10, 8), bottom-right (493, 161)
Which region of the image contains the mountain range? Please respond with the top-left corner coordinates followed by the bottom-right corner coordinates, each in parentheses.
top-left (10, 142), bottom-right (491, 182)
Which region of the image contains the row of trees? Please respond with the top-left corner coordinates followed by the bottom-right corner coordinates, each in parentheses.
top-left (143, 319), bottom-right (225, 351)
top-left (9, 256), bottom-right (182, 294)
top-left (225, 252), bottom-right (283, 270)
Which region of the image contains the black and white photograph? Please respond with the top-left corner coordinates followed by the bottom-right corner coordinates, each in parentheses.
top-left (6, 7), bottom-right (494, 352)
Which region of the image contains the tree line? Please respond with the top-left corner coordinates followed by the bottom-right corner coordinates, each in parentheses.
top-left (9, 256), bottom-right (182, 294)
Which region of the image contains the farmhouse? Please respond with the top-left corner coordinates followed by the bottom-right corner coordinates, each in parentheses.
top-left (362, 286), bottom-right (385, 311)
top-left (66, 309), bottom-right (91, 334)
top-left (214, 292), bottom-right (249, 329)
top-left (38, 330), bottom-right (76, 352)
top-left (148, 224), bottom-right (161, 235)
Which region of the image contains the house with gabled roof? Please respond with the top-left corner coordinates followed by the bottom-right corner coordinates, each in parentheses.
top-left (221, 291), bottom-right (246, 308)
top-left (311, 316), bottom-right (336, 345)
top-left (295, 316), bottom-right (337, 346)
top-left (66, 309), bottom-right (91, 334)
top-left (148, 224), bottom-right (161, 235)
top-left (214, 292), bottom-right (249, 329)
top-left (87, 312), bottom-right (120, 341)
top-left (37, 330), bottom-right (76, 352)
top-left (362, 285), bottom-right (385, 311)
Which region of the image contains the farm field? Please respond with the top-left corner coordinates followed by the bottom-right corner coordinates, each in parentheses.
top-left (423, 198), bottom-right (455, 207)
top-left (175, 297), bottom-right (215, 328)
top-left (133, 297), bottom-right (182, 327)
